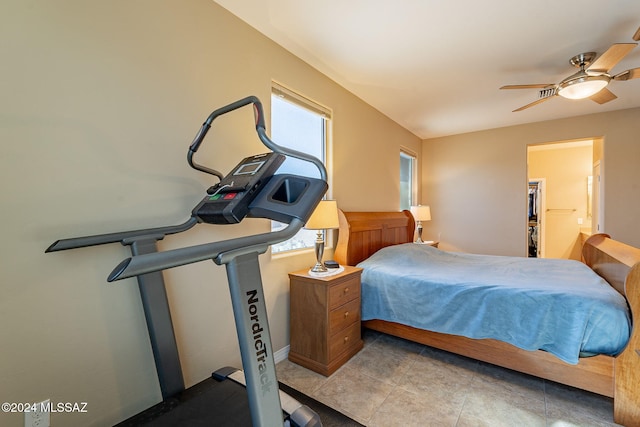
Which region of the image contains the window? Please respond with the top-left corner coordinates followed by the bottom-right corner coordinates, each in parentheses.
top-left (270, 83), bottom-right (331, 253)
top-left (400, 150), bottom-right (417, 210)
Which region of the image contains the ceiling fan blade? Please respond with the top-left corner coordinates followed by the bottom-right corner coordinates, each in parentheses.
top-left (588, 43), bottom-right (637, 73)
top-left (633, 26), bottom-right (640, 41)
top-left (589, 88), bottom-right (617, 104)
top-left (500, 84), bottom-right (553, 90)
top-left (512, 96), bottom-right (555, 112)
top-left (613, 67), bottom-right (640, 81)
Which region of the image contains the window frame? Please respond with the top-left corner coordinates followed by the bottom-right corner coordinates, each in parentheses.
top-left (270, 82), bottom-right (333, 255)
top-left (400, 148), bottom-right (418, 211)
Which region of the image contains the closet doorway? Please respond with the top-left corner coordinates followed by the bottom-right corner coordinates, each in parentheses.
top-left (528, 179), bottom-right (545, 257)
top-left (527, 139), bottom-right (599, 260)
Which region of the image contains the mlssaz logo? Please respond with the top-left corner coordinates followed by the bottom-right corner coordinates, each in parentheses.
top-left (246, 289), bottom-right (274, 395)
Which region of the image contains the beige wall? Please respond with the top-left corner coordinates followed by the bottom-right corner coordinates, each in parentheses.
top-left (422, 107), bottom-right (640, 256)
top-left (528, 144), bottom-right (592, 260)
top-left (0, 1), bottom-right (420, 426)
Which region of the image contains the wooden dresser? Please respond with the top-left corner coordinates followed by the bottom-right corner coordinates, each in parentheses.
top-left (288, 266), bottom-right (364, 376)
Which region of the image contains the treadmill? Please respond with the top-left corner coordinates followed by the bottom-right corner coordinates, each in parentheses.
top-left (47, 96), bottom-right (327, 427)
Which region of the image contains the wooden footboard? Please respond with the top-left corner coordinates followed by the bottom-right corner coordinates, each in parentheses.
top-left (335, 210), bottom-right (640, 426)
top-left (584, 234), bottom-right (640, 426)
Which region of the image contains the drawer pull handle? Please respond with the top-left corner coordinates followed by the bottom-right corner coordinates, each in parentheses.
top-left (344, 336), bottom-right (349, 343)
top-left (343, 287), bottom-right (349, 294)
top-left (344, 311), bottom-right (349, 318)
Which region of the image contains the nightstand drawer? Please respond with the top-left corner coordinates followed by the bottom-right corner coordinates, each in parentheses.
top-left (329, 322), bottom-right (361, 360)
top-left (328, 277), bottom-right (360, 310)
top-left (329, 298), bottom-right (360, 333)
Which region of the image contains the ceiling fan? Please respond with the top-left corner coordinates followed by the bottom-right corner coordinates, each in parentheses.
top-left (501, 26), bottom-right (640, 112)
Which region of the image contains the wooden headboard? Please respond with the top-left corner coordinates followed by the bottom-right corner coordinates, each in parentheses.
top-left (334, 210), bottom-right (415, 266)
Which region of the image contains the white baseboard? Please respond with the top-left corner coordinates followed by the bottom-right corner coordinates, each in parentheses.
top-left (274, 345), bottom-right (290, 364)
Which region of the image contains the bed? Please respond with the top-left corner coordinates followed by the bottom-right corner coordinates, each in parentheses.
top-left (334, 210), bottom-right (640, 426)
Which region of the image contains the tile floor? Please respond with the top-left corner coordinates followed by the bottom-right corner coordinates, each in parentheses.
top-left (276, 330), bottom-right (622, 426)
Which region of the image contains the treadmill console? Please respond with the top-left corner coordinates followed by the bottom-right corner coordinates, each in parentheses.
top-left (193, 152), bottom-right (285, 224)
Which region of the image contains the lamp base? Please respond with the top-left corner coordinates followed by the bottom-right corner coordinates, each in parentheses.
top-left (414, 222), bottom-right (424, 243)
top-left (310, 262), bottom-right (328, 273)
top-left (308, 265), bottom-right (344, 277)
top-left (311, 231), bottom-right (327, 272)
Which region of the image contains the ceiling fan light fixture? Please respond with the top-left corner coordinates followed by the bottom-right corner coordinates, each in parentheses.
top-left (557, 74), bottom-right (610, 99)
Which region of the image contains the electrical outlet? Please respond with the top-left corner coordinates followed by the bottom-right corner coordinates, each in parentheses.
top-left (25, 399), bottom-right (50, 427)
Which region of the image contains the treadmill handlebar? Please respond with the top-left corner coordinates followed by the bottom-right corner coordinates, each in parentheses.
top-left (45, 217), bottom-right (198, 253)
top-left (189, 96), bottom-right (265, 154)
top-left (108, 218), bottom-right (305, 282)
top-left (187, 96), bottom-right (263, 179)
top-left (187, 96), bottom-right (327, 182)
top-left (256, 127), bottom-right (327, 182)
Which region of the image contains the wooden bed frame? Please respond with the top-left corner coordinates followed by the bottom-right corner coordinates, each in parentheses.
top-left (334, 210), bottom-right (640, 426)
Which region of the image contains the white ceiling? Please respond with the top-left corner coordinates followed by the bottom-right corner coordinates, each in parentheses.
top-left (213, 0), bottom-right (640, 139)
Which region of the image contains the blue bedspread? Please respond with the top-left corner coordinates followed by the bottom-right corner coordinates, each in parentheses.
top-left (357, 244), bottom-right (631, 364)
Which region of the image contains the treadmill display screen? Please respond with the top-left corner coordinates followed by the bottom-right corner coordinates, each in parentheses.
top-left (234, 161), bottom-right (265, 176)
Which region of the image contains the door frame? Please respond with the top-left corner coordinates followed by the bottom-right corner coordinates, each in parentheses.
top-left (592, 160), bottom-right (604, 233)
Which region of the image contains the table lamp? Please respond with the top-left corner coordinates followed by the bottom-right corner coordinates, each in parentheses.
top-left (410, 205), bottom-right (431, 243)
top-left (304, 200), bottom-right (340, 272)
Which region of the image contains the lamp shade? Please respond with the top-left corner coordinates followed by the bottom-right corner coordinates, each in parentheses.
top-left (558, 74), bottom-right (609, 100)
top-left (305, 200), bottom-right (340, 230)
top-left (410, 205), bottom-right (431, 221)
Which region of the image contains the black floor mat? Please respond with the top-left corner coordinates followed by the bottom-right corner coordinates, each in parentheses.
top-left (279, 382), bottom-right (365, 427)
top-left (115, 377), bottom-right (364, 426)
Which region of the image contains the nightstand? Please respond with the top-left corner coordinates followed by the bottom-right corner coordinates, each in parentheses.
top-left (288, 266), bottom-right (364, 376)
